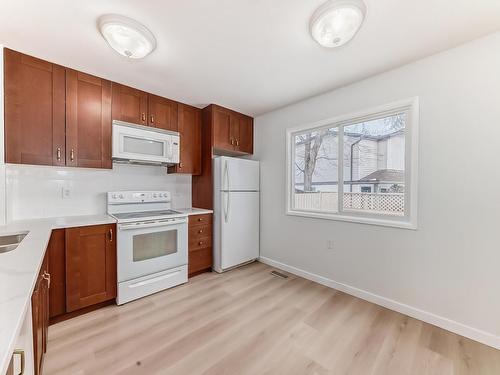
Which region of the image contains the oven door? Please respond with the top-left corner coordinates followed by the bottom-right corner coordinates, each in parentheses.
top-left (117, 218), bottom-right (188, 282)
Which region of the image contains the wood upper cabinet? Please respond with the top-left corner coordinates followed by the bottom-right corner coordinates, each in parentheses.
top-left (66, 70), bottom-right (112, 169)
top-left (169, 103), bottom-right (201, 175)
top-left (65, 224), bottom-right (116, 313)
top-left (4, 48), bottom-right (65, 166)
top-left (213, 106), bottom-right (234, 151)
top-left (148, 94), bottom-right (178, 131)
top-left (235, 115), bottom-right (253, 154)
top-left (111, 83), bottom-right (148, 125)
top-left (32, 250), bottom-right (49, 375)
top-left (209, 105), bottom-right (254, 155)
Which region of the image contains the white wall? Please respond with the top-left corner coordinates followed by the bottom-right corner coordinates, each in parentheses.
top-left (6, 164), bottom-right (191, 221)
top-left (255, 32), bottom-right (500, 347)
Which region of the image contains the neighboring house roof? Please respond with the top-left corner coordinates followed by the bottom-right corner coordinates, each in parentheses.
top-left (358, 169), bottom-right (404, 184)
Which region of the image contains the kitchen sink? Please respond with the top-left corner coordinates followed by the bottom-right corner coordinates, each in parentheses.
top-left (0, 232), bottom-right (28, 253)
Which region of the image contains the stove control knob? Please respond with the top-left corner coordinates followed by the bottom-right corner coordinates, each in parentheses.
top-left (112, 194), bottom-right (117, 199)
top-left (153, 193), bottom-right (158, 198)
top-left (119, 194), bottom-right (124, 199)
top-left (163, 193), bottom-right (168, 198)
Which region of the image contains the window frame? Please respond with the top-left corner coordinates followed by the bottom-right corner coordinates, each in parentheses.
top-left (285, 97), bottom-right (419, 230)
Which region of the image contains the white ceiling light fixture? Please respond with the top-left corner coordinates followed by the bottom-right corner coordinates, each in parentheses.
top-left (310, 0), bottom-right (366, 48)
top-left (98, 14), bottom-right (157, 59)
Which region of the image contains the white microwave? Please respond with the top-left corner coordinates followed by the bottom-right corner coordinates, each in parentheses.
top-left (112, 120), bottom-right (180, 165)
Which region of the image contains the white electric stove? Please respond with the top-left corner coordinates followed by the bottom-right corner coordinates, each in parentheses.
top-left (107, 191), bottom-right (188, 305)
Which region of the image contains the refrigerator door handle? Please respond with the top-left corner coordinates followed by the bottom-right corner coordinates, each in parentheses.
top-left (224, 191), bottom-right (231, 223)
top-left (224, 159), bottom-right (230, 191)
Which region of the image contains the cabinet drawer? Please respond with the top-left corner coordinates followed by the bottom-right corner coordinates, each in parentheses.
top-left (189, 214), bottom-right (212, 226)
top-left (189, 247), bottom-right (212, 275)
top-left (189, 223), bottom-right (212, 240)
top-left (189, 236), bottom-right (212, 251)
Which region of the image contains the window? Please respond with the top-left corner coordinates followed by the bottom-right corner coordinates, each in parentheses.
top-left (286, 98), bottom-right (418, 229)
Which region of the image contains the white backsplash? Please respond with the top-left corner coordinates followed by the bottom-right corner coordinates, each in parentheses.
top-left (6, 163), bottom-right (192, 221)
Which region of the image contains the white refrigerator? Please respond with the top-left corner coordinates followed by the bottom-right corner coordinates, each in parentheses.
top-left (213, 156), bottom-right (260, 273)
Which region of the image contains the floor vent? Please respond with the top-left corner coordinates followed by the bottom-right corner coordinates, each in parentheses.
top-left (270, 270), bottom-right (288, 279)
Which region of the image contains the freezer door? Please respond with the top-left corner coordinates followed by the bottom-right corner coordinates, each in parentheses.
top-left (218, 156), bottom-right (260, 191)
top-left (220, 191), bottom-right (259, 270)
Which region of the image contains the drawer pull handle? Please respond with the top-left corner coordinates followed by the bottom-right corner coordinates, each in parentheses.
top-left (141, 113), bottom-right (146, 122)
top-left (56, 147), bottom-right (61, 161)
top-left (109, 228), bottom-right (113, 242)
top-left (43, 272), bottom-right (51, 289)
top-left (70, 149), bottom-right (75, 162)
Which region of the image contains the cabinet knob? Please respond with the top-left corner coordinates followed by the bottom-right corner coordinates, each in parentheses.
top-left (199, 241), bottom-right (203, 246)
top-left (198, 229), bottom-right (203, 234)
top-left (198, 217), bottom-right (204, 222)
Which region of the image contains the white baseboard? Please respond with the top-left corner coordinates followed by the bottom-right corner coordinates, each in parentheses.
top-left (259, 256), bottom-right (500, 350)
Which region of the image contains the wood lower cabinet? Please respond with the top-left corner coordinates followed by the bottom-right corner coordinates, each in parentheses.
top-left (169, 104), bottom-right (202, 175)
top-left (48, 229), bottom-right (66, 320)
top-left (111, 83), bottom-right (148, 125)
top-left (65, 224), bottom-right (117, 312)
top-left (32, 251), bottom-right (49, 375)
top-left (188, 214), bottom-right (213, 277)
top-left (66, 69), bottom-right (112, 169)
top-left (4, 48), bottom-right (65, 166)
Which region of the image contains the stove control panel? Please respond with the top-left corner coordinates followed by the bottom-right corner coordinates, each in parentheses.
top-left (107, 191), bottom-right (171, 204)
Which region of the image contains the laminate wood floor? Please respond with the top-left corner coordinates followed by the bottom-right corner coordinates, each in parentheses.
top-left (45, 262), bottom-right (500, 375)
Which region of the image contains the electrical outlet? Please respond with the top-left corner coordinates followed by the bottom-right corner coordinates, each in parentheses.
top-left (327, 240), bottom-right (334, 250)
top-left (62, 187), bottom-right (72, 199)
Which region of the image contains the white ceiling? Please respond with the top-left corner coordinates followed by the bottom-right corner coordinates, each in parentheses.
top-left (1, 0), bottom-right (500, 116)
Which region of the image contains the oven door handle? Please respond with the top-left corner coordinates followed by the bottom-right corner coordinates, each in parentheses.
top-left (119, 219), bottom-right (186, 230)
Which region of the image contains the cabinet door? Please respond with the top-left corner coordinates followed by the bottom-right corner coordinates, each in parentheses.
top-left (4, 48), bottom-right (65, 166)
top-left (31, 278), bottom-right (43, 375)
top-left (175, 104), bottom-right (201, 174)
top-left (66, 70), bottom-right (112, 169)
top-left (48, 229), bottom-right (66, 319)
top-left (235, 115), bottom-right (253, 154)
top-left (212, 106), bottom-right (234, 151)
top-left (148, 94), bottom-right (178, 131)
top-left (65, 224), bottom-right (117, 312)
top-left (32, 251), bottom-right (48, 375)
top-left (111, 83), bottom-right (148, 125)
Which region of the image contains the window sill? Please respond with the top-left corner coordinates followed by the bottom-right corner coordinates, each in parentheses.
top-left (286, 209), bottom-right (417, 230)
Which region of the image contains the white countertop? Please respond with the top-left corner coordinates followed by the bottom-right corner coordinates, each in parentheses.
top-left (175, 208), bottom-right (213, 216)
top-left (0, 214), bottom-right (116, 375)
